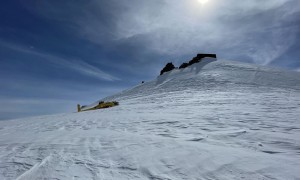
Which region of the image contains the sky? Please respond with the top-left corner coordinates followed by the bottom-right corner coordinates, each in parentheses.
top-left (0, 0), bottom-right (300, 120)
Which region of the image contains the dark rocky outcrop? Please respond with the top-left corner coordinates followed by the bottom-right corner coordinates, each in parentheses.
top-left (159, 54), bottom-right (217, 75)
top-left (182, 53), bottom-right (217, 69)
top-left (196, 54), bottom-right (217, 59)
top-left (188, 57), bottom-right (201, 66)
top-left (188, 54), bottom-right (217, 66)
top-left (160, 62), bottom-right (175, 75)
top-left (179, 63), bottom-right (189, 69)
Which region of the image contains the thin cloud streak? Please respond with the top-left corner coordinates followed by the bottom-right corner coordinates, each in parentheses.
top-left (0, 40), bottom-right (120, 81)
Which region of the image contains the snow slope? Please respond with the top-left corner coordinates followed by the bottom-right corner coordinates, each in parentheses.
top-left (0, 59), bottom-right (300, 180)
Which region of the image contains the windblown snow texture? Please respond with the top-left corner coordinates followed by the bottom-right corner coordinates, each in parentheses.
top-left (0, 58), bottom-right (300, 179)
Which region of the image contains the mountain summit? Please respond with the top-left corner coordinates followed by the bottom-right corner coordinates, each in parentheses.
top-left (98, 58), bottom-right (300, 102)
top-left (0, 59), bottom-right (300, 179)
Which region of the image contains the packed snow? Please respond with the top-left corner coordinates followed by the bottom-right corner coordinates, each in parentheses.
top-left (0, 59), bottom-right (300, 179)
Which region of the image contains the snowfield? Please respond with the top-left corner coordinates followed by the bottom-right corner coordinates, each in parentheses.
top-left (0, 59), bottom-right (300, 180)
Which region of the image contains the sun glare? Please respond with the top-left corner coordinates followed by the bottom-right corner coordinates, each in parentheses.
top-left (197, 0), bottom-right (209, 4)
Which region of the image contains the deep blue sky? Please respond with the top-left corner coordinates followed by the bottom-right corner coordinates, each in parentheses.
top-left (0, 0), bottom-right (299, 120)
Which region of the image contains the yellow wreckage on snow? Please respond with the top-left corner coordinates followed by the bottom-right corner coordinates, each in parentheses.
top-left (77, 101), bottom-right (119, 112)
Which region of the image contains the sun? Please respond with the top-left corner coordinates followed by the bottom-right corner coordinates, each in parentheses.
top-left (197, 0), bottom-right (209, 4)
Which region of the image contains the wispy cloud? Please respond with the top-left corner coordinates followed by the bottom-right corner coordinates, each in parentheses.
top-left (0, 40), bottom-right (120, 81)
top-left (27, 0), bottom-right (300, 65)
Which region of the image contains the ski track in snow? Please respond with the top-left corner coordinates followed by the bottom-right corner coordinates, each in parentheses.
top-left (0, 59), bottom-right (300, 179)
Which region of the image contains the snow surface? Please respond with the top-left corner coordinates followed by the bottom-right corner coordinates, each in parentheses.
top-left (1, 59), bottom-right (300, 180)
